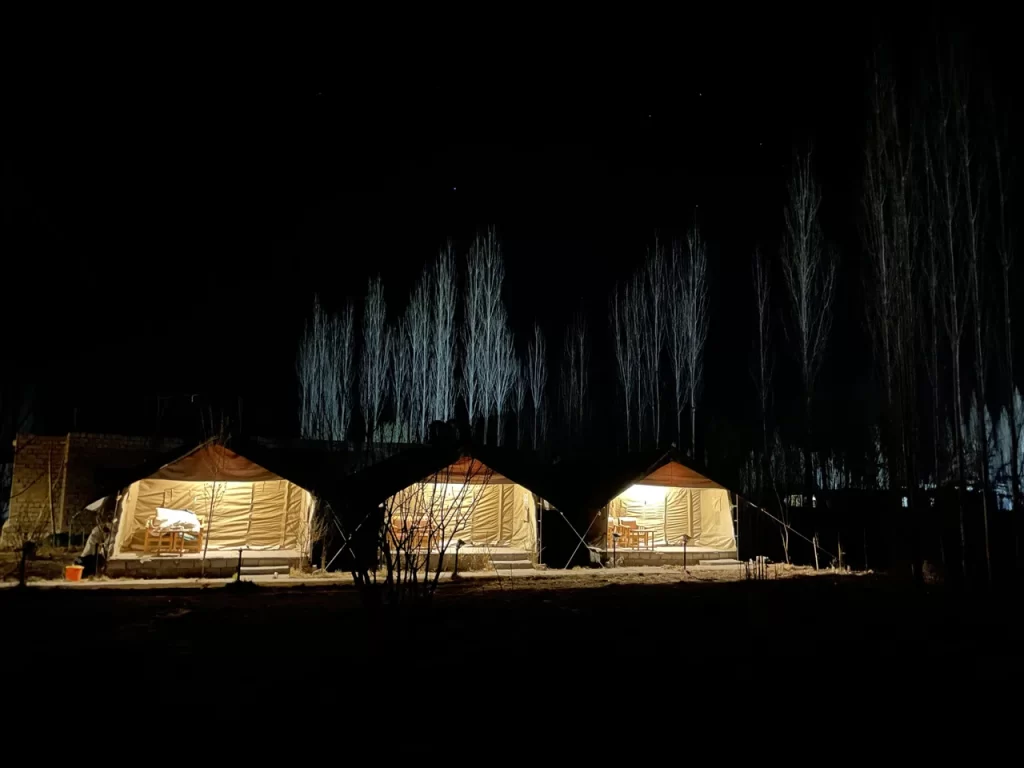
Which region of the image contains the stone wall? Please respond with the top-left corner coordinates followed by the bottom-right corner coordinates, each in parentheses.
top-left (1, 433), bottom-right (185, 549)
top-left (0, 435), bottom-right (69, 548)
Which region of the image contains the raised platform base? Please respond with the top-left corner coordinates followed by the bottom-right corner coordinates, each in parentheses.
top-left (412, 546), bottom-right (534, 573)
top-left (601, 546), bottom-right (737, 567)
top-left (107, 549), bottom-right (300, 578)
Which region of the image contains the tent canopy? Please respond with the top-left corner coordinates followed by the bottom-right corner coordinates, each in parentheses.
top-left (386, 457), bottom-right (538, 551)
top-left (107, 441), bottom-right (314, 555)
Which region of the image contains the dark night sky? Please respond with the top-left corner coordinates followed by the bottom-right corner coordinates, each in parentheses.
top-left (5, 12), bottom-right (1019, 456)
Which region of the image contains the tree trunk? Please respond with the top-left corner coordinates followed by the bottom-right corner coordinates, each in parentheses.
top-left (1004, 275), bottom-right (1021, 571)
top-left (973, 348), bottom-right (992, 585)
top-left (804, 391), bottom-right (814, 513)
top-left (690, 396), bottom-right (697, 459)
top-left (951, 340), bottom-right (968, 580)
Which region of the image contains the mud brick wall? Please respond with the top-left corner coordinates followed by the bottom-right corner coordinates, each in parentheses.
top-left (0, 435), bottom-right (69, 548)
top-left (1, 433), bottom-right (185, 549)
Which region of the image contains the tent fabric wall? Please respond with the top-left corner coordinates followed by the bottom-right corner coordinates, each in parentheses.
top-left (116, 478), bottom-right (308, 552)
top-left (386, 481), bottom-right (537, 551)
top-left (696, 488), bottom-right (734, 550)
top-left (610, 484), bottom-right (735, 550)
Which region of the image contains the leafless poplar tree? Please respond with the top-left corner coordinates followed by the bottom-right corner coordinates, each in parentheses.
top-left (360, 276), bottom-right (392, 444)
top-left (390, 319), bottom-right (411, 442)
top-left (925, 60), bottom-right (970, 576)
top-left (863, 69), bottom-right (920, 576)
top-left (957, 83), bottom-right (993, 583)
top-left (297, 296), bottom-right (354, 441)
top-left (463, 229), bottom-right (505, 444)
top-left (526, 323), bottom-right (548, 450)
top-left (492, 316), bottom-right (518, 446)
top-left (680, 226), bottom-right (710, 458)
top-left (644, 239), bottom-right (667, 446)
top-left (922, 137), bottom-right (945, 489)
top-left (612, 283), bottom-right (638, 451)
top-left (560, 311), bottom-right (589, 441)
top-left (665, 247), bottom-right (686, 452)
top-left (994, 131), bottom-right (1020, 567)
top-left (513, 361), bottom-right (526, 449)
top-left (462, 245), bottom-right (484, 440)
top-left (406, 277), bottom-right (431, 441)
top-left (430, 243), bottom-right (458, 424)
top-left (752, 249), bottom-right (773, 454)
top-left (628, 275), bottom-right (647, 446)
top-left (780, 151), bottom-right (836, 509)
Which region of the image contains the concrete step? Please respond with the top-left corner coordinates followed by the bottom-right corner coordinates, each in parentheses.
top-left (240, 564), bottom-right (291, 576)
top-left (489, 550), bottom-right (531, 562)
top-left (698, 559), bottom-right (744, 567)
top-left (492, 560), bottom-right (534, 571)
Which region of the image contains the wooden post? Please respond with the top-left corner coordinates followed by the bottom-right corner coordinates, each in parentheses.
top-left (59, 435), bottom-right (70, 542)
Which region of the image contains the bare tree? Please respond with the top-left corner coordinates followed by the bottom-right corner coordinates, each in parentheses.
top-left (360, 276), bottom-right (392, 444)
top-left (463, 230), bottom-right (505, 444)
top-left (922, 135), bottom-right (945, 490)
top-left (462, 243), bottom-right (485, 441)
top-left (770, 430), bottom-right (791, 564)
top-left (390, 319), bottom-right (412, 442)
top-left (492, 316), bottom-right (518, 446)
top-left (665, 247), bottom-right (686, 451)
top-left (628, 275), bottom-right (647, 447)
top-left (680, 226), bottom-right (710, 458)
top-left (560, 311), bottom-right (589, 442)
top-left (957, 82), bottom-right (993, 583)
top-left (526, 323), bottom-right (548, 450)
top-left (513, 361), bottom-right (527, 449)
top-left (752, 248), bottom-right (773, 459)
top-left (612, 283), bottom-right (638, 451)
top-left (863, 68), bottom-right (920, 577)
top-left (925, 80), bottom-right (969, 576)
top-left (350, 460), bottom-right (494, 604)
top-left (780, 151), bottom-right (836, 509)
top-left (297, 297), bottom-right (355, 441)
top-left (430, 243), bottom-right (458, 424)
top-left (406, 277), bottom-right (431, 441)
top-left (994, 130), bottom-right (1020, 567)
top-left (644, 239), bottom-right (667, 446)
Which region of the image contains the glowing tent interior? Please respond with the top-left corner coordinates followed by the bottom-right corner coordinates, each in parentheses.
top-left (106, 443), bottom-right (314, 556)
top-left (606, 460), bottom-right (736, 551)
top-left (385, 456), bottom-right (537, 553)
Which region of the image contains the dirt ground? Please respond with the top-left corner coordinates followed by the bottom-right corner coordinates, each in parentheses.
top-left (2, 568), bottom-right (1020, 732)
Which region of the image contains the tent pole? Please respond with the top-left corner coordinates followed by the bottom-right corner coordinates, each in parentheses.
top-left (279, 481), bottom-right (291, 547)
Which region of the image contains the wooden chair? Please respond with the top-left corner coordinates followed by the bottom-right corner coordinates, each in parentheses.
top-left (619, 519), bottom-right (640, 549)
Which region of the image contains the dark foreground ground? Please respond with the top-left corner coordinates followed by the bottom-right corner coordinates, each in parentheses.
top-left (2, 572), bottom-right (1021, 734)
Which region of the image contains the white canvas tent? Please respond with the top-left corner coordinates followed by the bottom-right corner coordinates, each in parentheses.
top-left (607, 460), bottom-right (736, 551)
top-left (386, 456), bottom-right (538, 552)
top-left (107, 443), bottom-right (315, 556)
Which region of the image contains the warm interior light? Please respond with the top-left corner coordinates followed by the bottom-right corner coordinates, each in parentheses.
top-left (619, 484), bottom-right (668, 505)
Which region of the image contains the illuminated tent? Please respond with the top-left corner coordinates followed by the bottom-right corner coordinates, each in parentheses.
top-left (383, 455), bottom-right (538, 551)
top-left (517, 450), bottom-right (737, 556)
top-left (103, 442), bottom-right (315, 555)
top-left (606, 459), bottom-right (735, 550)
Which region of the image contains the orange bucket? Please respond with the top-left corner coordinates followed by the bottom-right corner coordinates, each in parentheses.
top-left (64, 565), bottom-right (84, 582)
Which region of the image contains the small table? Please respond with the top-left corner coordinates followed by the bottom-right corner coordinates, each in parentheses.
top-left (635, 529), bottom-right (654, 550)
top-left (144, 527), bottom-right (203, 554)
